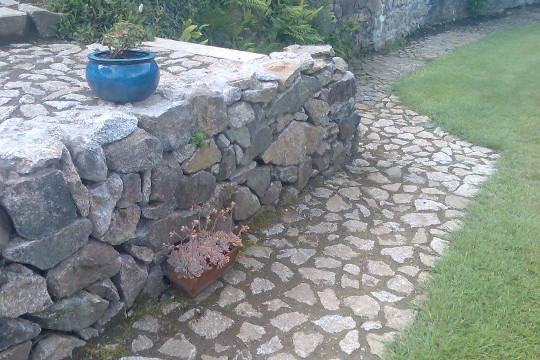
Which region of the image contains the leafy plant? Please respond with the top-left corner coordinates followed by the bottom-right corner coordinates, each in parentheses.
top-left (189, 131), bottom-right (208, 147)
top-left (101, 21), bottom-right (151, 58)
top-left (165, 203), bottom-right (248, 279)
top-left (179, 19), bottom-right (209, 44)
top-left (326, 17), bottom-right (363, 61)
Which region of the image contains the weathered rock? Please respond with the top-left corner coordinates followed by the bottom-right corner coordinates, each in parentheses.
top-left (172, 143), bottom-right (197, 164)
top-left (142, 264), bottom-right (166, 298)
top-left (0, 264), bottom-right (52, 318)
top-left (175, 171), bottom-right (216, 209)
top-left (304, 98), bottom-right (330, 126)
top-left (336, 113), bottom-right (361, 140)
top-left (30, 334), bottom-right (85, 360)
top-left (86, 277), bottom-right (120, 302)
top-left (84, 111), bottom-right (139, 145)
top-left (328, 71), bottom-right (356, 105)
top-left (262, 122), bottom-right (324, 166)
top-left (134, 100), bottom-right (196, 151)
top-left (0, 318), bottom-right (40, 351)
top-left (233, 187), bottom-right (261, 221)
top-left (66, 138), bottom-right (108, 182)
top-left (88, 173), bottom-right (123, 238)
top-left (230, 161), bottom-right (257, 184)
top-left (266, 75), bottom-right (322, 118)
top-left (141, 200), bottom-right (177, 220)
top-left (241, 122), bottom-right (273, 164)
top-left (94, 300), bottom-right (125, 328)
top-left (0, 207), bottom-right (12, 252)
top-left (47, 241), bottom-right (121, 299)
top-left (261, 181), bottom-right (282, 205)
top-left (0, 8), bottom-right (27, 40)
top-left (225, 127), bottom-right (251, 149)
top-left (217, 146), bottom-right (236, 181)
top-left (60, 148), bottom-right (90, 216)
top-left (246, 167), bottom-right (271, 198)
top-left (242, 81), bottom-right (278, 104)
top-left (2, 219), bottom-right (92, 270)
top-left (228, 101), bottom-right (255, 128)
top-left (150, 154), bottom-right (182, 202)
top-left (182, 140), bottom-right (221, 174)
top-left (279, 185), bottom-right (299, 205)
top-left (104, 128), bottom-right (163, 173)
top-left (132, 210), bottom-right (196, 250)
top-left (1, 169), bottom-right (77, 239)
top-left (262, 61), bottom-right (301, 91)
top-left (112, 255), bottom-right (149, 308)
top-left (276, 165), bottom-right (299, 183)
top-left (17, 4), bottom-right (62, 38)
top-left (126, 244), bottom-right (154, 264)
top-left (206, 182), bottom-right (238, 211)
top-left (118, 173), bottom-right (143, 208)
top-left (294, 158), bottom-right (312, 191)
top-left (27, 291), bottom-right (109, 331)
top-left (101, 205), bottom-right (141, 245)
top-left (189, 87), bottom-right (229, 136)
top-left (0, 341), bottom-right (32, 360)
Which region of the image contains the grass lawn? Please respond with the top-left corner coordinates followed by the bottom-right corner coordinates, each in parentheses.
top-left (385, 23), bottom-right (540, 360)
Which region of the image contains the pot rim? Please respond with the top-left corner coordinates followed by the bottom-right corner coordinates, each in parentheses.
top-left (87, 50), bottom-right (156, 64)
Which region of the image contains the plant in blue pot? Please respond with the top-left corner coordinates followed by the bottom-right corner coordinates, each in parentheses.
top-left (86, 21), bottom-right (160, 103)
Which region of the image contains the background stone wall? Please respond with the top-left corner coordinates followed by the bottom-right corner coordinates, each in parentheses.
top-left (0, 44), bottom-right (359, 359)
top-left (331, 0), bottom-right (539, 48)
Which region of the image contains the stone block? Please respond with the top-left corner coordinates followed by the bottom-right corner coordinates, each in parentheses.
top-left (88, 173), bottom-right (123, 238)
top-left (175, 171), bottom-right (216, 209)
top-left (217, 146), bottom-right (236, 181)
top-left (266, 75), bottom-right (322, 118)
top-left (112, 255), bottom-right (148, 308)
top-left (0, 206), bottom-right (12, 252)
top-left (304, 98), bottom-right (330, 126)
top-left (225, 127), bottom-right (251, 149)
top-left (27, 291), bottom-right (109, 332)
top-left (47, 241), bottom-right (121, 299)
top-left (261, 122), bottom-right (324, 166)
top-left (86, 278), bottom-right (120, 302)
top-left (133, 210), bottom-right (196, 250)
top-left (104, 128), bottom-right (163, 173)
top-left (66, 138), bottom-right (108, 182)
top-left (246, 167), bottom-right (272, 198)
top-left (142, 264), bottom-right (166, 298)
top-left (18, 4), bottom-right (62, 38)
top-left (141, 200), bottom-right (177, 220)
top-left (0, 264), bottom-right (52, 318)
top-left (182, 140), bottom-right (221, 174)
top-left (0, 341), bottom-right (32, 360)
top-left (134, 100), bottom-right (196, 151)
top-left (336, 113), bottom-right (361, 140)
top-left (150, 154), bottom-right (182, 202)
top-left (60, 148), bottom-right (90, 217)
top-left (0, 318), bottom-right (40, 351)
top-left (275, 165), bottom-right (299, 183)
top-left (241, 81), bottom-right (278, 104)
top-left (101, 205), bottom-right (141, 245)
top-left (0, 169), bottom-right (77, 239)
top-left (233, 187), bottom-right (260, 221)
top-left (262, 61), bottom-right (301, 91)
top-left (294, 158), bottom-right (313, 191)
top-left (189, 87), bottom-right (229, 136)
top-left (2, 219), bottom-right (92, 270)
top-left (118, 173), bottom-right (143, 208)
top-left (327, 71), bottom-right (356, 105)
top-left (0, 8), bottom-right (27, 39)
top-left (228, 101), bottom-right (255, 128)
top-left (261, 181), bottom-right (282, 205)
top-left (30, 334), bottom-right (85, 360)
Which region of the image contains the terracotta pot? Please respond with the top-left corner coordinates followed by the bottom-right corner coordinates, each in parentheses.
top-left (165, 247), bottom-right (240, 298)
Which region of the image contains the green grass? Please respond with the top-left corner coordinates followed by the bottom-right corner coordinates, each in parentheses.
top-left (385, 24), bottom-right (540, 360)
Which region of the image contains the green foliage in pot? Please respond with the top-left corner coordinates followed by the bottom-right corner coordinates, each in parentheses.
top-left (101, 20), bottom-right (152, 58)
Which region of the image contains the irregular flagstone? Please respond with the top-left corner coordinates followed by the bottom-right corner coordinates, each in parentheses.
top-left (317, 288), bottom-right (340, 310)
top-left (293, 331), bottom-right (323, 358)
top-left (339, 330), bottom-right (360, 355)
top-left (189, 310), bottom-right (234, 339)
top-left (257, 336), bottom-right (283, 355)
top-left (237, 322), bottom-right (266, 343)
top-left (344, 295), bottom-right (380, 319)
top-left (312, 315), bottom-right (356, 333)
top-left (270, 312), bottom-right (309, 332)
top-left (284, 283), bottom-right (317, 305)
top-left (158, 334), bottom-right (196, 359)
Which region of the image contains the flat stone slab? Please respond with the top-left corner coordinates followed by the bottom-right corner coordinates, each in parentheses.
top-left (0, 7), bottom-right (27, 38)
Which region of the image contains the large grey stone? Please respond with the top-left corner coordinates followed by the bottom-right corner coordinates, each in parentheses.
top-left (0, 206), bottom-right (12, 252)
top-left (0, 264), bottom-right (52, 318)
top-left (246, 167), bottom-right (271, 198)
top-left (142, 264), bottom-right (166, 298)
top-left (0, 341), bottom-right (32, 360)
top-left (241, 122), bottom-right (272, 164)
top-left (1, 169), bottom-right (77, 239)
top-left (182, 140), bottom-right (221, 174)
top-left (228, 101), bottom-right (255, 128)
top-left (134, 210), bottom-right (195, 251)
top-left (261, 181), bottom-right (282, 205)
top-left (175, 171), bottom-right (216, 209)
top-left (94, 300), bottom-right (125, 328)
top-left (86, 278), bottom-right (120, 302)
top-left (206, 182), bottom-right (238, 212)
top-left (294, 158), bottom-right (312, 191)
top-left (141, 200), bottom-right (177, 220)
top-left (0, 8), bottom-right (27, 39)
top-left (2, 219), bottom-right (92, 270)
top-left (88, 173), bottom-right (123, 238)
top-left (242, 81), bottom-right (278, 104)
top-left (85, 111), bottom-right (139, 145)
top-left (217, 146), bottom-right (236, 181)
top-left (233, 187), bottom-right (260, 221)
top-left (225, 127), bottom-right (251, 148)
top-left (262, 122), bottom-right (325, 166)
top-left (104, 128), bottom-right (163, 173)
top-left (30, 334), bottom-right (85, 360)
top-left (328, 71), bottom-right (356, 105)
top-left (101, 204), bottom-right (141, 245)
top-left (150, 154), bottom-right (182, 202)
top-left (47, 241), bottom-right (121, 299)
top-left (336, 113), bottom-right (361, 140)
top-left (17, 4), bottom-right (62, 38)
top-left (262, 61), bottom-right (301, 91)
top-left (66, 138), bottom-right (108, 181)
top-left (60, 148), bottom-right (90, 216)
top-left (189, 87), bottom-right (229, 136)
top-left (27, 291), bottom-right (109, 332)
top-left (112, 255), bottom-right (148, 308)
top-left (135, 100), bottom-right (196, 151)
top-left (118, 173), bottom-right (143, 208)
top-left (266, 75), bottom-right (322, 118)
top-left (304, 98), bottom-right (330, 126)
top-left (0, 318), bottom-right (40, 351)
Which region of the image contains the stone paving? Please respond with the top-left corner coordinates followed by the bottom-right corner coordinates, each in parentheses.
top-left (73, 6), bottom-right (540, 360)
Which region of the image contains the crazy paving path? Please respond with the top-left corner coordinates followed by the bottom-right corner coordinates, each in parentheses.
top-left (93, 6), bottom-right (540, 360)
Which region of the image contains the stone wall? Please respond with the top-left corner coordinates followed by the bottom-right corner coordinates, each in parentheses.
top-left (0, 41), bottom-right (359, 359)
top-left (331, 0), bottom-right (539, 48)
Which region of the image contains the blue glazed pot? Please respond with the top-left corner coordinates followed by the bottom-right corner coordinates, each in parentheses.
top-left (86, 50), bottom-right (160, 103)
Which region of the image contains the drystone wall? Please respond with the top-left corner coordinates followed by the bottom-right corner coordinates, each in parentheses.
top-left (0, 41), bottom-right (358, 359)
top-left (331, 0), bottom-right (539, 48)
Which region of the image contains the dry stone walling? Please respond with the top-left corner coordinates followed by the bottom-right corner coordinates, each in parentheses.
top-left (0, 40), bottom-right (359, 360)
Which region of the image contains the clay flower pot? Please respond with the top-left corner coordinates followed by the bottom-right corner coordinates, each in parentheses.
top-left (165, 246), bottom-right (240, 298)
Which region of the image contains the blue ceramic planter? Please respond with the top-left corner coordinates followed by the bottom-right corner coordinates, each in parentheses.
top-left (86, 50), bottom-right (160, 103)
